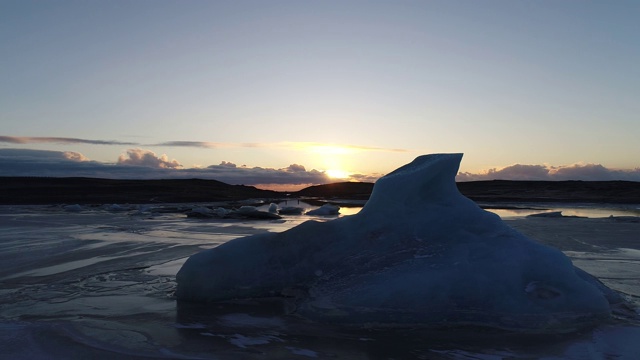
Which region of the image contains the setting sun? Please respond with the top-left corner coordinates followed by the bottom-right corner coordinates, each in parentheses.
top-left (325, 169), bottom-right (350, 179)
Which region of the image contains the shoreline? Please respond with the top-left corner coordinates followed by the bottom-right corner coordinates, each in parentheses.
top-left (1, 177), bottom-right (640, 205)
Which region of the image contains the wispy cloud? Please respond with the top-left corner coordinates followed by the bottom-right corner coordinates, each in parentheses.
top-left (149, 140), bottom-right (409, 153)
top-left (457, 163), bottom-right (640, 182)
top-left (1, 135), bottom-right (410, 154)
top-left (151, 141), bottom-right (222, 148)
top-left (0, 136), bottom-right (137, 146)
top-left (150, 141), bottom-right (267, 148)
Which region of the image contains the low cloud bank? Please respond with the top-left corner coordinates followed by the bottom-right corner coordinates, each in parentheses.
top-left (457, 163), bottom-right (640, 182)
top-left (201, 161), bottom-right (331, 185)
top-left (2, 149), bottom-right (639, 187)
top-left (0, 149), bottom-right (331, 186)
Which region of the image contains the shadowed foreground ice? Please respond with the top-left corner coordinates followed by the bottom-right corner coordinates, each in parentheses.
top-left (177, 154), bottom-right (623, 331)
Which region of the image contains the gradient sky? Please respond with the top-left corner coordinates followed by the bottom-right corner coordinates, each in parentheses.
top-left (1, 1), bottom-right (639, 189)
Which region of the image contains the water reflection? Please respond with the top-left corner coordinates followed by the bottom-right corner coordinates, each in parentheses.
top-left (256, 200), bottom-right (364, 217)
top-left (269, 200), bottom-right (640, 219)
top-left (486, 204), bottom-right (640, 219)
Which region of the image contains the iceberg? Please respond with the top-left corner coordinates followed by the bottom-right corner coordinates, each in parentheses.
top-left (176, 154), bottom-right (617, 331)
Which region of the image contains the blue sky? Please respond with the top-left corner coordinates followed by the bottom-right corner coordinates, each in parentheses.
top-left (1, 1), bottom-right (639, 189)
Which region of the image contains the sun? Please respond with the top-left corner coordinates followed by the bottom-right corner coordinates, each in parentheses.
top-left (326, 169), bottom-right (350, 179)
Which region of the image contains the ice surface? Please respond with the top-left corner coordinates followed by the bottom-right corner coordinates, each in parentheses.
top-left (176, 154), bottom-right (618, 331)
top-left (1, 201), bottom-right (639, 358)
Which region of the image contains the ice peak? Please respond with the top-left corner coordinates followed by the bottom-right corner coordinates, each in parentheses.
top-left (360, 153), bottom-right (464, 215)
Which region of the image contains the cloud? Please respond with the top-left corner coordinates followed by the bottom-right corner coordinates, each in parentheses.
top-left (549, 164), bottom-right (640, 181)
top-left (1, 136), bottom-right (410, 155)
top-left (117, 149), bottom-right (182, 169)
top-left (286, 164), bottom-right (306, 172)
top-left (152, 141), bottom-right (221, 148)
top-left (457, 163), bottom-right (640, 182)
top-left (151, 141), bottom-right (267, 148)
top-left (0, 148), bottom-right (87, 162)
top-left (62, 151), bottom-right (90, 162)
top-left (149, 140), bottom-right (409, 153)
top-left (348, 173), bottom-right (384, 183)
top-left (6, 147), bottom-right (637, 187)
top-left (0, 136), bottom-right (137, 146)
top-left (202, 163), bottom-right (330, 185)
top-left (219, 161), bottom-right (237, 168)
top-left (0, 149), bottom-right (117, 178)
top-left (0, 148), bottom-right (332, 185)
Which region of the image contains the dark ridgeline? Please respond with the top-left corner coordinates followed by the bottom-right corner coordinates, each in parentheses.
top-left (0, 177), bottom-right (280, 204)
top-left (293, 182), bottom-right (374, 200)
top-left (296, 180), bottom-right (640, 204)
top-left (0, 177), bottom-right (639, 205)
top-left (456, 180), bottom-right (640, 204)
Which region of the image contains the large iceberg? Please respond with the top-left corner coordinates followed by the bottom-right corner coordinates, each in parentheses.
top-left (176, 154), bottom-right (618, 331)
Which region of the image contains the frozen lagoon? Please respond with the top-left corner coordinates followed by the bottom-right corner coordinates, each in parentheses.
top-left (0, 201), bottom-right (639, 359)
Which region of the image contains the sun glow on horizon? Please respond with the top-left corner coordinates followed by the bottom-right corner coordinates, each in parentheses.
top-left (325, 169), bottom-right (351, 179)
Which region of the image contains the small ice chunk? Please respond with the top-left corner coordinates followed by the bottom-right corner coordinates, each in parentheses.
top-left (104, 204), bottom-right (126, 211)
top-left (306, 204), bottom-right (340, 215)
top-left (528, 211), bottom-right (563, 218)
top-left (191, 206), bottom-right (214, 215)
top-left (215, 207), bottom-right (230, 217)
top-left (63, 204), bottom-right (83, 212)
top-left (286, 347), bottom-right (318, 357)
top-left (238, 206), bottom-right (257, 214)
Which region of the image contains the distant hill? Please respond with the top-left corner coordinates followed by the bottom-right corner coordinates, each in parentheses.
top-left (0, 177), bottom-right (280, 205)
top-left (292, 182), bottom-right (374, 200)
top-left (0, 177), bottom-right (639, 205)
top-left (456, 180), bottom-right (640, 204)
top-left (294, 180), bottom-right (640, 204)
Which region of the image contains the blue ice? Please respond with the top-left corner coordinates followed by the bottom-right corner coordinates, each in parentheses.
top-left (177, 154), bottom-right (616, 331)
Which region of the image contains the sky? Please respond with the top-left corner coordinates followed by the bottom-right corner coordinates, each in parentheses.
top-left (1, 0), bottom-right (639, 190)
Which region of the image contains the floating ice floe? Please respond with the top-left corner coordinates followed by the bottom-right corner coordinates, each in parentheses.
top-left (187, 205), bottom-right (281, 220)
top-left (268, 203), bottom-right (279, 213)
top-left (62, 204), bottom-right (83, 212)
top-left (176, 153), bottom-right (625, 332)
top-left (306, 203), bottom-right (340, 216)
top-left (269, 202), bottom-right (305, 215)
top-left (103, 203), bottom-right (127, 212)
